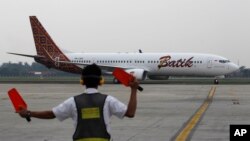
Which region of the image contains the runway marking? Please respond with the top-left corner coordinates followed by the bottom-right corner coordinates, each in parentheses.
top-left (174, 86), bottom-right (216, 141)
top-left (230, 87), bottom-right (240, 105)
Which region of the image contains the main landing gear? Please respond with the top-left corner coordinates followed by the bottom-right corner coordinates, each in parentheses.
top-left (214, 79), bottom-right (219, 84)
top-left (113, 78), bottom-right (120, 84)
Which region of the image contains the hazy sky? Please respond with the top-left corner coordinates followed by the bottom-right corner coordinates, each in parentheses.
top-left (1, 0), bottom-right (250, 67)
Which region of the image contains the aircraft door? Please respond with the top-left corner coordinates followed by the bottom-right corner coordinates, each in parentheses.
top-left (227, 63), bottom-right (230, 70)
top-left (207, 59), bottom-right (213, 68)
top-left (92, 57), bottom-right (96, 64)
top-left (131, 59), bottom-right (135, 66)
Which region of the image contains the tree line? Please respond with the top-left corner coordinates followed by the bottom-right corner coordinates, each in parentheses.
top-left (226, 66), bottom-right (250, 78)
top-left (0, 62), bottom-right (78, 77)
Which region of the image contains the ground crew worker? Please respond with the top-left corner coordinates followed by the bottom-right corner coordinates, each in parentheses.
top-left (18, 63), bottom-right (139, 141)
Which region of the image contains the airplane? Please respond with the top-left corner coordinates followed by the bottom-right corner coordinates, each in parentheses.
top-left (8, 16), bottom-right (239, 83)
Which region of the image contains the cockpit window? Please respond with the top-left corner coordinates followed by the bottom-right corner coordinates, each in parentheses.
top-left (219, 60), bottom-right (230, 63)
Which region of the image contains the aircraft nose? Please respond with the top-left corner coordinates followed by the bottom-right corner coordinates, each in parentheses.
top-left (229, 63), bottom-right (240, 72)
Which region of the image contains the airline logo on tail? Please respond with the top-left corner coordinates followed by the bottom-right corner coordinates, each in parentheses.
top-left (30, 16), bottom-right (67, 60)
top-left (29, 16), bottom-right (81, 73)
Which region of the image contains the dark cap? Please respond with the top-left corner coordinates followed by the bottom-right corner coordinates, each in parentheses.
top-left (81, 63), bottom-right (102, 77)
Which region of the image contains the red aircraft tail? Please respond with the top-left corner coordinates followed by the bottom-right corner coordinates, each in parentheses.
top-left (29, 16), bottom-right (81, 73)
top-left (29, 16), bottom-right (66, 61)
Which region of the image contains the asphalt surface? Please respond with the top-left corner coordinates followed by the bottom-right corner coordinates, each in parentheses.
top-left (0, 84), bottom-right (249, 141)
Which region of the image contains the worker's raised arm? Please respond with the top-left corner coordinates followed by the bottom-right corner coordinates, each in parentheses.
top-left (125, 79), bottom-right (139, 118)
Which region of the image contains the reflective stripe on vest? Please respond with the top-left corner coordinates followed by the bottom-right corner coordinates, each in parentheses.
top-left (81, 107), bottom-right (100, 119)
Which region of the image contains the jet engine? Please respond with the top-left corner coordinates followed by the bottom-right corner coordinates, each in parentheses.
top-left (125, 69), bottom-right (147, 80)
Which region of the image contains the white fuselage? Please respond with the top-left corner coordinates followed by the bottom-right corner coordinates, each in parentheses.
top-left (65, 52), bottom-right (239, 78)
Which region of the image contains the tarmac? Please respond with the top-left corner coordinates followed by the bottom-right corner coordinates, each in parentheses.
top-left (0, 84), bottom-right (250, 141)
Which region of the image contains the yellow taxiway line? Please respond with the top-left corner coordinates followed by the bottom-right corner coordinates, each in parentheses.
top-left (175, 86), bottom-right (216, 141)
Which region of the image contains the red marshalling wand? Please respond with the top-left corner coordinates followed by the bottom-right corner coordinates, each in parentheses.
top-left (8, 88), bottom-right (31, 122)
top-left (112, 68), bottom-right (143, 91)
